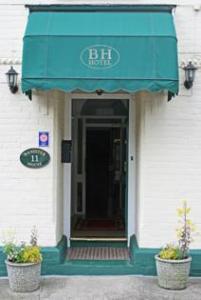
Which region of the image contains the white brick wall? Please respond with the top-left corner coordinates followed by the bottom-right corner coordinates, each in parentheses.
top-left (0, 81), bottom-right (59, 245)
top-left (133, 4), bottom-right (201, 249)
top-left (0, 0), bottom-right (201, 248)
top-left (136, 86), bottom-right (201, 248)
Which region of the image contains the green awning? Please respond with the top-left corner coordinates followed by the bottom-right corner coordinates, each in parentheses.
top-left (22, 10), bottom-right (178, 94)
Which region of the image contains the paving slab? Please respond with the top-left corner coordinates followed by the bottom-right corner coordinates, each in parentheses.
top-left (0, 276), bottom-right (200, 300)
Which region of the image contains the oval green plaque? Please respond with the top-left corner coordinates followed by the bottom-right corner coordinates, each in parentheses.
top-left (20, 148), bottom-right (50, 168)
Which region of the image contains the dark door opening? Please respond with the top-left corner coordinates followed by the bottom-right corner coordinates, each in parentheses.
top-left (86, 128), bottom-right (110, 219)
top-left (71, 99), bottom-right (128, 239)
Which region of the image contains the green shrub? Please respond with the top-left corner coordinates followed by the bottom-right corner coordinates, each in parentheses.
top-left (159, 244), bottom-right (183, 260)
top-left (158, 201), bottom-right (196, 260)
top-left (21, 246), bottom-right (42, 263)
top-left (3, 227), bottom-right (42, 264)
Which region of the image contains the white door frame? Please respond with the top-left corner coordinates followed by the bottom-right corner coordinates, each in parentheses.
top-left (63, 93), bottom-right (136, 245)
top-left (63, 94), bottom-right (72, 240)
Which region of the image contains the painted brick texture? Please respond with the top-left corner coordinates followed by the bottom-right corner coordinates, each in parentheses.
top-left (136, 90), bottom-right (201, 248)
top-left (0, 83), bottom-right (58, 245)
top-left (0, 1), bottom-right (201, 249)
top-left (133, 4), bottom-right (201, 249)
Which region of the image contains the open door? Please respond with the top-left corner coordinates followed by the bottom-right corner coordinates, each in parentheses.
top-left (71, 99), bottom-right (128, 239)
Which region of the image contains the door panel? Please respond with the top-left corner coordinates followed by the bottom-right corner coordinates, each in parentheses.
top-left (73, 118), bottom-right (86, 215)
top-left (71, 99), bottom-right (129, 238)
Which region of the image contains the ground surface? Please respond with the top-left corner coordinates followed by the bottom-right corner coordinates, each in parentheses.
top-left (0, 276), bottom-right (201, 300)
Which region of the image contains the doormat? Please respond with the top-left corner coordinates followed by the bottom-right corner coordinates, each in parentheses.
top-left (74, 218), bottom-right (124, 231)
top-left (68, 247), bottom-right (130, 260)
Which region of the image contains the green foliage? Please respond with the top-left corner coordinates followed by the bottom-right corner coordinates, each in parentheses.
top-left (158, 201), bottom-right (196, 260)
top-left (176, 201), bottom-right (196, 259)
top-left (3, 242), bottom-right (21, 263)
top-left (20, 246), bottom-right (42, 263)
top-left (3, 227), bottom-right (42, 264)
top-left (159, 244), bottom-right (183, 260)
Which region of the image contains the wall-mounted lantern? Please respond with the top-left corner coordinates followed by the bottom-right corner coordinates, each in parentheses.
top-left (6, 66), bottom-right (18, 93)
top-left (96, 89), bottom-right (103, 95)
top-left (183, 61), bottom-right (197, 89)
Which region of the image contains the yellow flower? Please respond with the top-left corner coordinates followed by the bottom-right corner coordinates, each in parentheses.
top-left (177, 201), bottom-right (191, 217)
top-left (186, 207), bottom-right (191, 214)
top-left (21, 246), bottom-right (42, 263)
top-left (177, 208), bottom-right (184, 217)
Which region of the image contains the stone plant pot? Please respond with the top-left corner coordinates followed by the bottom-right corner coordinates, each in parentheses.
top-left (155, 255), bottom-right (192, 290)
top-left (5, 260), bottom-right (41, 292)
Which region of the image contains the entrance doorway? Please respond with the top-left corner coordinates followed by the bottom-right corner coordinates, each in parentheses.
top-left (71, 99), bottom-right (128, 239)
top-left (86, 128), bottom-right (110, 219)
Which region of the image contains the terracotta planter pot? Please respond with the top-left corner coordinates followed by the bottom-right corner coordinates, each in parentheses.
top-left (155, 255), bottom-right (192, 290)
top-left (5, 260), bottom-right (41, 292)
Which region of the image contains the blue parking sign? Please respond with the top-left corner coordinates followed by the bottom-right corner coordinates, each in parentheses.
top-left (39, 132), bottom-right (49, 147)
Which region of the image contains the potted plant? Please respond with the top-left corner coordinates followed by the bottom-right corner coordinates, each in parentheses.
top-left (155, 201), bottom-right (196, 290)
top-left (3, 227), bottom-right (42, 292)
